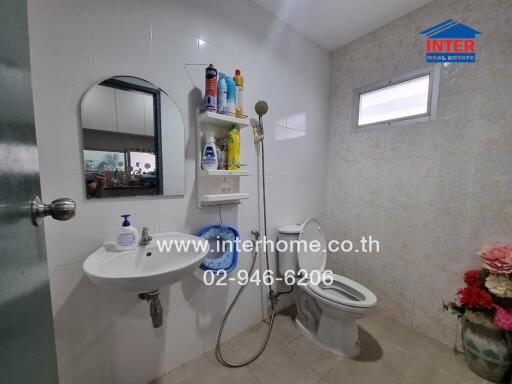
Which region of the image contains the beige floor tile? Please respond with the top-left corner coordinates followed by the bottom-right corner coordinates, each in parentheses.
top-left (362, 313), bottom-right (428, 357)
top-left (285, 336), bottom-right (342, 375)
top-left (403, 359), bottom-right (468, 384)
top-left (155, 310), bottom-right (499, 384)
top-left (150, 365), bottom-right (188, 384)
top-left (319, 340), bottom-right (416, 384)
top-left (250, 348), bottom-right (320, 384)
top-left (231, 373), bottom-right (261, 384)
top-left (270, 313), bottom-right (302, 345)
top-left (417, 337), bottom-right (492, 384)
top-left (317, 361), bottom-right (369, 384)
top-left (218, 321), bottom-right (286, 367)
top-left (354, 326), bottom-right (385, 362)
top-left (184, 352), bottom-right (250, 384)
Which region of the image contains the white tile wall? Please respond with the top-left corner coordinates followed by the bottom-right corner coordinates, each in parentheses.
top-left (27, 0), bottom-right (330, 382)
top-left (326, 0), bottom-right (512, 347)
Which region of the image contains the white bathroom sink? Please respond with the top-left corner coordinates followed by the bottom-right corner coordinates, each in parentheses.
top-left (83, 232), bottom-right (209, 293)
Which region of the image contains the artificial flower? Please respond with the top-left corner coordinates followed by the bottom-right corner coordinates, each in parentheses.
top-left (494, 306), bottom-right (512, 331)
top-left (458, 286), bottom-right (494, 310)
top-left (485, 274), bottom-right (512, 298)
top-left (479, 243), bottom-right (512, 274)
top-left (464, 269), bottom-right (483, 287)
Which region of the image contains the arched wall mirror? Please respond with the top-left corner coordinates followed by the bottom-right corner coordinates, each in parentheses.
top-left (80, 76), bottom-right (185, 199)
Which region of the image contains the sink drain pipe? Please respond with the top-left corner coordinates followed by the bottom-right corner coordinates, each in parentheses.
top-left (139, 290), bottom-right (163, 328)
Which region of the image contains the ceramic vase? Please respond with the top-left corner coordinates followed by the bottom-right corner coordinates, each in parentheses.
top-left (462, 317), bottom-right (512, 382)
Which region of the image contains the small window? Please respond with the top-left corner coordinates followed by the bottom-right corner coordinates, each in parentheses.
top-left (353, 66), bottom-right (440, 130)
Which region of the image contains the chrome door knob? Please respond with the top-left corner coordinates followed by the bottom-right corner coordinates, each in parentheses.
top-left (32, 195), bottom-right (76, 226)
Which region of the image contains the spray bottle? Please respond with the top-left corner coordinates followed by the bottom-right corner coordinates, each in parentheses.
top-left (217, 73), bottom-right (227, 114)
top-left (204, 64), bottom-right (217, 111)
top-left (226, 76), bottom-right (236, 116)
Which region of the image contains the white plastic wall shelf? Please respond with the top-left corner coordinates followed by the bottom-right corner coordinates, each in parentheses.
top-left (200, 169), bottom-right (249, 177)
top-left (198, 111), bottom-right (250, 129)
top-left (200, 193), bottom-right (249, 204)
top-left (196, 109), bottom-right (250, 207)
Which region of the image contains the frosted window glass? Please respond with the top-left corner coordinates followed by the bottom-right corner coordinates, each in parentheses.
top-left (358, 75), bottom-right (430, 126)
top-left (130, 151), bottom-right (156, 173)
top-left (83, 150), bottom-right (126, 171)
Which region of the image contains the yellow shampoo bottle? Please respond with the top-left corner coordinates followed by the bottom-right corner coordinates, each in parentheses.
top-left (227, 125), bottom-right (240, 171)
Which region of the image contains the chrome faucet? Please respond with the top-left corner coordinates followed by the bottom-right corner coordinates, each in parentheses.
top-left (140, 227), bottom-right (152, 246)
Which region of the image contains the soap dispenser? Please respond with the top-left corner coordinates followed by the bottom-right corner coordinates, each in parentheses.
top-left (117, 214), bottom-right (139, 251)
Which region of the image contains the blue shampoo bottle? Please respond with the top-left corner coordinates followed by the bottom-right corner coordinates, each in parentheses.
top-left (226, 76), bottom-right (236, 115)
top-left (217, 73), bottom-right (227, 114)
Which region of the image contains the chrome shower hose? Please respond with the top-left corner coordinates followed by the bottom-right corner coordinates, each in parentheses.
top-left (215, 232), bottom-right (277, 367)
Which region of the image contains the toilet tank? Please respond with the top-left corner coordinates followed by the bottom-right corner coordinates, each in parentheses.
top-left (277, 224), bottom-right (302, 276)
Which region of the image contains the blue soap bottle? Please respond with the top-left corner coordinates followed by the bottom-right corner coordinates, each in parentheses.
top-left (116, 214), bottom-right (139, 251)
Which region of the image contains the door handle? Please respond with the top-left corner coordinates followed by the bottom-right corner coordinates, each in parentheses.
top-left (31, 195), bottom-right (76, 226)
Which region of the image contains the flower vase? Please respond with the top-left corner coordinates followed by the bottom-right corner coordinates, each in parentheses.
top-left (462, 316), bottom-right (512, 382)
top-left (506, 333), bottom-right (512, 384)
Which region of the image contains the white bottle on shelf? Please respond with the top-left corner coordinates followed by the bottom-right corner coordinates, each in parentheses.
top-left (201, 132), bottom-right (218, 170)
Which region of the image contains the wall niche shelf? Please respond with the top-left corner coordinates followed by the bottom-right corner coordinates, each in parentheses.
top-left (200, 193), bottom-right (249, 205)
top-left (196, 109), bottom-right (250, 207)
top-left (198, 110), bottom-right (250, 129)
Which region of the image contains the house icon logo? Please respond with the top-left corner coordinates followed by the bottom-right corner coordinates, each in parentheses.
top-left (419, 19), bottom-right (482, 63)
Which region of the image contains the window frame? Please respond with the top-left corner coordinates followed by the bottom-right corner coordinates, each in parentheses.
top-left (352, 65), bottom-right (441, 131)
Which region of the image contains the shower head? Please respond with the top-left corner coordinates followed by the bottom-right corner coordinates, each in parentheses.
top-left (255, 100), bottom-right (268, 117)
top-left (252, 101), bottom-right (268, 144)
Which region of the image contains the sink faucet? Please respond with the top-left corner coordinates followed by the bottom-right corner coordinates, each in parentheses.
top-left (140, 227), bottom-right (152, 246)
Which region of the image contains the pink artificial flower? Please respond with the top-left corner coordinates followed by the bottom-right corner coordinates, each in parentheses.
top-left (494, 306), bottom-right (512, 331)
top-left (479, 243), bottom-right (512, 275)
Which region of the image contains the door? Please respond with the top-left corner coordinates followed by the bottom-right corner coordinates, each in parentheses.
top-left (0, 1), bottom-right (74, 382)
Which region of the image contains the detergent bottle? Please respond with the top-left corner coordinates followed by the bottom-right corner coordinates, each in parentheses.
top-left (227, 124), bottom-right (240, 171)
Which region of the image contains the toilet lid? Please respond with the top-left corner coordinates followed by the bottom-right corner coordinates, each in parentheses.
top-left (297, 218), bottom-right (327, 274)
top-left (278, 224), bottom-right (303, 234)
top-left (308, 274), bottom-right (377, 308)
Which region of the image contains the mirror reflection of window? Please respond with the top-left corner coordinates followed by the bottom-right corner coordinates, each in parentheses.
top-left (84, 150), bottom-right (126, 172)
top-left (130, 152), bottom-right (156, 174)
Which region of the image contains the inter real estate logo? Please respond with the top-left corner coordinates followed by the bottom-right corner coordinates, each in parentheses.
top-left (419, 19), bottom-right (481, 63)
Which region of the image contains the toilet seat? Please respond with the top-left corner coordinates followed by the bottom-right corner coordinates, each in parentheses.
top-left (307, 274), bottom-right (377, 308)
top-left (296, 218), bottom-right (376, 309)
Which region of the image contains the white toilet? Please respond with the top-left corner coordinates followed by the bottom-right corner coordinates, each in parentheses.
top-left (277, 218), bottom-right (377, 357)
